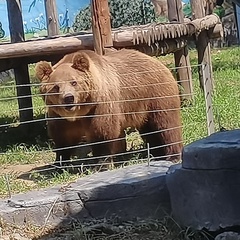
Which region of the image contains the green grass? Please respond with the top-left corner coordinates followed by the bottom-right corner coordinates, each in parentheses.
top-left (168, 47), bottom-right (240, 144)
top-left (0, 47), bottom-right (239, 198)
top-left (211, 48), bottom-right (240, 130)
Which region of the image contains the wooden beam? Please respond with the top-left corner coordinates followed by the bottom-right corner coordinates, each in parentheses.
top-left (6, 0), bottom-right (33, 124)
top-left (0, 15), bottom-right (221, 61)
top-left (207, 23), bottom-right (224, 39)
top-left (90, 0), bottom-right (113, 55)
top-left (0, 39), bottom-right (188, 72)
top-left (44, 0), bottom-right (60, 36)
top-left (134, 38), bottom-right (187, 56)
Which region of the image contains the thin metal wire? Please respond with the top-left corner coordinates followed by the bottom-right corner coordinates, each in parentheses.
top-left (0, 63), bottom-right (202, 90)
top-left (0, 62), bottom-right (203, 176)
top-left (28, 151), bottom-right (182, 175)
top-left (0, 125), bottom-right (184, 156)
top-left (0, 107), bottom-right (191, 128)
top-left (45, 92), bottom-right (192, 108)
top-left (60, 140), bottom-right (183, 165)
top-left (0, 104), bottom-right (206, 129)
top-left (0, 91), bottom-right (197, 115)
top-left (0, 79), bottom-right (192, 102)
top-left (45, 107), bottom-right (189, 120)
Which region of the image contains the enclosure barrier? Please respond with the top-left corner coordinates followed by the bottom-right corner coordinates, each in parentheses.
top-left (0, 0), bottom-right (225, 236)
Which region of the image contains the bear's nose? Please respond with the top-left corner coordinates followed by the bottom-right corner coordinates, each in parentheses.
top-left (63, 94), bottom-right (74, 104)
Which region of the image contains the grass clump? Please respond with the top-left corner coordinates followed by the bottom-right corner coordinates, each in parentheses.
top-left (0, 217), bottom-right (213, 240)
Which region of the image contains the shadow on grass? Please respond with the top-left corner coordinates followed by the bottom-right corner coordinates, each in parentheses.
top-left (17, 163), bottom-right (85, 181)
top-left (0, 114), bottom-right (49, 152)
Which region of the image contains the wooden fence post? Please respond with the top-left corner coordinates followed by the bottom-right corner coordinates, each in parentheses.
top-left (202, 63), bottom-right (215, 135)
top-left (190, 0), bottom-right (214, 90)
top-left (90, 0), bottom-right (113, 55)
top-left (167, 0), bottom-right (193, 103)
top-left (44, 0), bottom-right (60, 36)
top-left (6, 0), bottom-right (33, 124)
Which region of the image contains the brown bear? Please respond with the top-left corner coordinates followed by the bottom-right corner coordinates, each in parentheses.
top-left (35, 49), bottom-right (183, 165)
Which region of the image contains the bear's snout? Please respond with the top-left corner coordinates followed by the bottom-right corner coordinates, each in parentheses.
top-left (64, 94), bottom-right (74, 104)
top-left (63, 94), bottom-right (75, 110)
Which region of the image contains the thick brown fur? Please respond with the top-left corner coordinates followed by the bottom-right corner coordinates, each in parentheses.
top-left (35, 49), bottom-right (183, 163)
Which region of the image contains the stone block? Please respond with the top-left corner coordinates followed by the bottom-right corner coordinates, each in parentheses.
top-left (0, 161), bottom-right (173, 227)
top-left (182, 129), bottom-right (240, 170)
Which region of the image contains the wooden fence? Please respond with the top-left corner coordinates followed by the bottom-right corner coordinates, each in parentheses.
top-left (0, 0), bottom-right (222, 132)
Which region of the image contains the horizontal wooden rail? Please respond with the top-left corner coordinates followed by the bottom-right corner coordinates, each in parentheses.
top-left (0, 14), bottom-right (222, 73)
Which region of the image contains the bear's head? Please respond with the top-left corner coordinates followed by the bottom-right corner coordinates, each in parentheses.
top-left (35, 52), bottom-right (94, 121)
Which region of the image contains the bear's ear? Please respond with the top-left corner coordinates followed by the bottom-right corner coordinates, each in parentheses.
top-left (35, 61), bottom-right (53, 82)
top-left (72, 52), bottom-right (90, 72)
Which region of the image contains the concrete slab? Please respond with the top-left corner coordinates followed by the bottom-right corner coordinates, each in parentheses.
top-left (182, 129), bottom-right (240, 170)
top-left (0, 161), bottom-right (173, 228)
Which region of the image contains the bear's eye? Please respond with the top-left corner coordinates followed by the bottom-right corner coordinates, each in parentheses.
top-left (52, 84), bottom-right (60, 92)
top-left (71, 80), bottom-right (77, 86)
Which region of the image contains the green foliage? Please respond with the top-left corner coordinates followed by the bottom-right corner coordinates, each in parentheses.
top-left (73, 0), bottom-right (156, 32)
top-left (182, 3), bottom-right (225, 19)
top-left (183, 3), bottom-right (192, 18)
top-left (0, 22), bottom-right (5, 39)
top-left (73, 5), bottom-right (92, 32)
top-left (214, 6), bottom-right (225, 19)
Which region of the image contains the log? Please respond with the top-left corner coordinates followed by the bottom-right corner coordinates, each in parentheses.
top-left (0, 39), bottom-right (189, 72)
top-left (44, 0), bottom-right (59, 36)
top-left (207, 23), bottom-right (224, 39)
top-left (133, 38), bottom-right (187, 56)
top-left (167, 0), bottom-right (178, 22)
top-left (0, 14), bottom-right (221, 61)
top-left (90, 0), bottom-right (113, 55)
top-left (0, 35), bottom-right (94, 60)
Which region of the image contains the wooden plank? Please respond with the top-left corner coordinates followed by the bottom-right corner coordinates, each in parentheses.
top-left (44, 0), bottom-right (60, 36)
top-left (6, 0), bottom-right (33, 124)
top-left (90, 0), bottom-right (113, 55)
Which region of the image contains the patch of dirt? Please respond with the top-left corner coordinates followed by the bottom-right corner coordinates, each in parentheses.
top-left (1, 163), bottom-right (46, 175)
top-left (0, 163), bottom-right (49, 190)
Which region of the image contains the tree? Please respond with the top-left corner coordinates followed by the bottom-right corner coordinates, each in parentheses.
top-left (73, 0), bottom-right (156, 32)
top-left (0, 22), bottom-right (5, 39)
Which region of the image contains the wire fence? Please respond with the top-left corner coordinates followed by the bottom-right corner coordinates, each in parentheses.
top-left (0, 62), bottom-right (213, 198)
